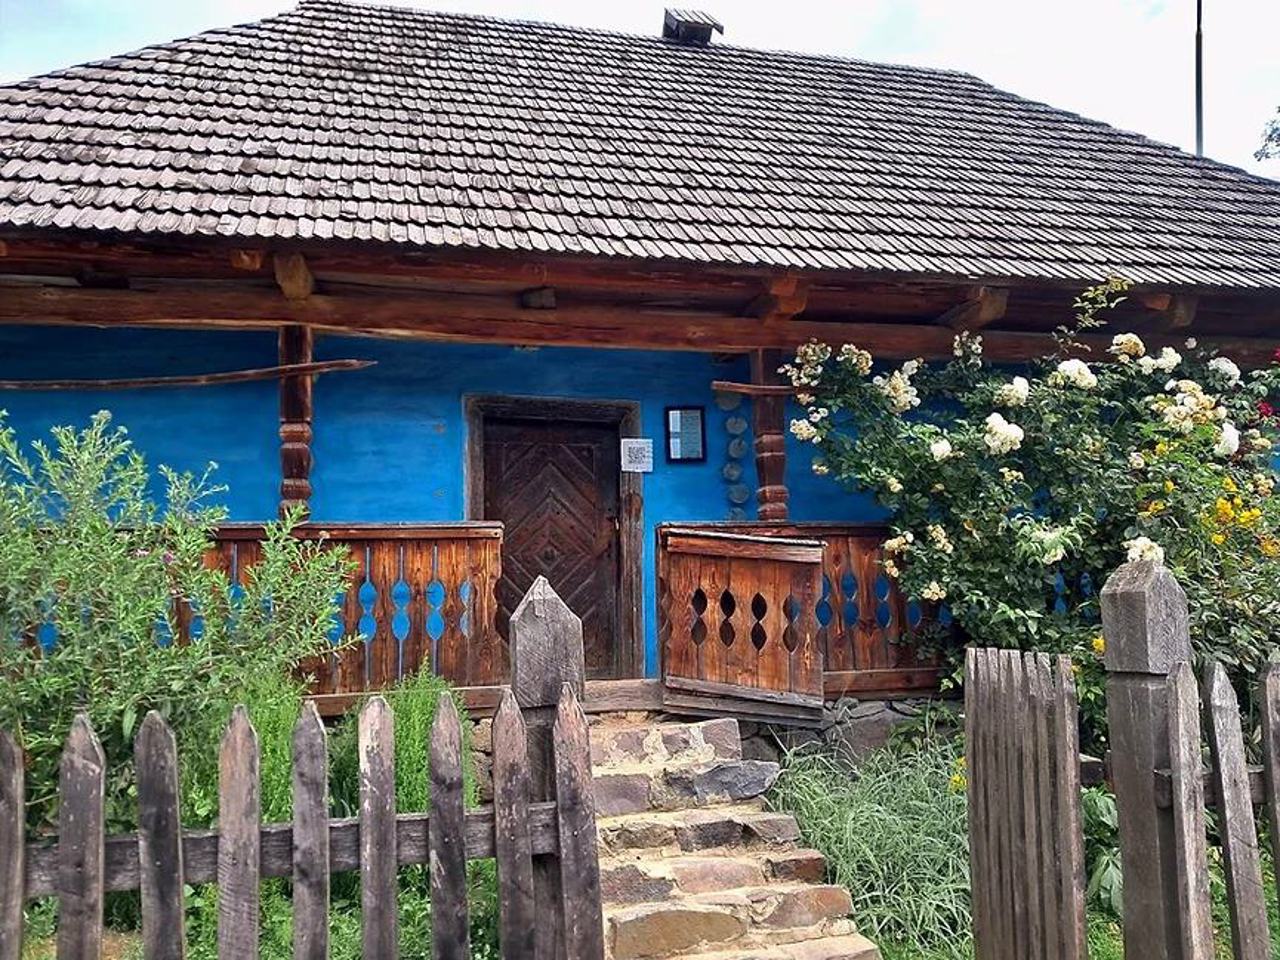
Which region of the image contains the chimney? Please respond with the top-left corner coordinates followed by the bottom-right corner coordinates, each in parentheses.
top-left (662, 9), bottom-right (723, 46)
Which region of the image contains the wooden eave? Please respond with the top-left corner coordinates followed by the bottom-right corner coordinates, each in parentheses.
top-left (1, 228), bottom-right (1279, 364)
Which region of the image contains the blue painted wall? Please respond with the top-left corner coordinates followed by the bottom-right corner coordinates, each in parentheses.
top-left (1, 326), bottom-right (881, 673)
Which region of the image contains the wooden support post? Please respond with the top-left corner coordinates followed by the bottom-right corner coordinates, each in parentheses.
top-left (510, 576), bottom-right (585, 960)
top-left (750, 349), bottom-right (789, 521)
top-left (278, 325), bottom-right (314, 518)
top-left (1100, 561), bottom-right (1193, 960)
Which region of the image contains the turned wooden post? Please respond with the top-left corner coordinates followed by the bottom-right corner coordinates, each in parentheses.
top-left (278, 324), bottom-right (314, 518)
top-left (1100, 560), bottom-right (1193, 960)
top-left (750, 348), bottom-right (789, 521)
top-left (509, 576), bottom-right (585, 960)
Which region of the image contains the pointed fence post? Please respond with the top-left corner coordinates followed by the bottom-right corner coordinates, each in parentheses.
top-left (510, 576), bottom-right (585, 960)
top-left (1100, 560), bottom-right (1192, 960)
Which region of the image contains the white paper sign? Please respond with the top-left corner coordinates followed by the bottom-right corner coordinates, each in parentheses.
top-left (620, 438), bottom-right (654, 473)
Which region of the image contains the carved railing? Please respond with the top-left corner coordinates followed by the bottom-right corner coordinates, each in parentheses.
top-left (210, 523), bottom-right (504, 701)
top-left (657, 526), bottom-right (826, 722)
top-left (658, 523), bottom-right (941, 705)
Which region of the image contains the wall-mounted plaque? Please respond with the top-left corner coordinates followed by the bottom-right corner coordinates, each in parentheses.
top-left (620, 437), bottom-right (654, 473)
top-left (665, 406), bottom-right (706, 463)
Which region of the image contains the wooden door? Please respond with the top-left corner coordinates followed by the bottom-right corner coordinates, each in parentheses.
top-left (483, 417), bottom-right (622, 679)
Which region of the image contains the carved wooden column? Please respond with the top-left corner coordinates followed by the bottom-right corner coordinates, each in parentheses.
top-left (750, 348), bottom-right (789, 521)
top-left (278, 324), bottom-right (314, 518)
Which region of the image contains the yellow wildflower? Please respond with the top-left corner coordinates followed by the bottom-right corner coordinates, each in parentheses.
top-left (1216, 498), bottom-right (1236, 524)
top-left (1163, 479), bottom-right (1175, 494)
top-left (1211, 532), bottom-right (1227, 546)
top-left (1223, 476), bottom-right (1239, 494)
top-left (1155, 441), bottom-right (1170, 455)
top-left (1262, 537), bottom-right (1280, 558)
top-left (948, 772), bottom-right (968, 795)
top-left (1239, 507), bottom-right (1263, 527)
top-left (1140, 500), bottom-right (1167, 517)
top-left (1091, 635), bottom-right (1106, 656)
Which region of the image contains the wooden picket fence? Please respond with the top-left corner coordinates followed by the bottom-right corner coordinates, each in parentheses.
top-left (0, 575), bottom-right (604, 960)
top-left (967, 560), bottom-right (1280, 960)
top-left (964, 647), bottom-right (1088, 960)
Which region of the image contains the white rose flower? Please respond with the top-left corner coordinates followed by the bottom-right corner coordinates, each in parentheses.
top-left (885, 476), bottom-right (903, 494)
top-left (1052, 358), bottom-right (1098, 390)
top-left (921, 581), bottom-right (947, 602)
top-left (1109, 333), bottom-right (1146, 358)
top-left (811, 459), bottom-right (829, 476)
top-left (929, 438), bottom-right (954, 462)
top-left (1128, 452), bottom-right (1146, 470)
top-left (790, 419), bottom-right (818, 442)
top-left (995, 376), bottom-right (1030, 407)
top-left (984, 412), bottom-right (1025, 455)
top-left (1153, 347), bottom-right (1182, 373)
top-left (1125, 536), bottom-right (1165, 565)
top-left (1214, 421), bottom-right (1240, 458)
top-left (1208, 356), bottom-right (1242, 386)
top-left (1185, 337), bottom-right (1198, 349)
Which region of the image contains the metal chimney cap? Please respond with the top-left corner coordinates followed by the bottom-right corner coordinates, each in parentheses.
top-left (662, 9), bottom-right (724, 46)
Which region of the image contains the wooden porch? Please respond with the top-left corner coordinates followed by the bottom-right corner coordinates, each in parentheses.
top-left (212, 520), bottom-right (939, 721)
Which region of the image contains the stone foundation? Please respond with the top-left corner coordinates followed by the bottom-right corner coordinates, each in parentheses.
top-left (739, 696), bottom-right (937, 764)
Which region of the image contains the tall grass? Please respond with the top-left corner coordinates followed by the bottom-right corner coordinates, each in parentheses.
top-left (768, 738), bottom-right (970, 956)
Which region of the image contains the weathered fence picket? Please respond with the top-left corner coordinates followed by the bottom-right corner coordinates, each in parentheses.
top-left (135, 712), bottom-right (185, 960)
top-left (965, 647), bottom-right (1086, 960)
top-left (0, 732), bottom-right (24, 960)
top-left (970, 559), bottom-right (1280, 958)
top-left (0, 579), bottom-right (604, 960)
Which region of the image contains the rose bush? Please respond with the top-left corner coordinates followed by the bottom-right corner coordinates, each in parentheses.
top-left (784, 279), bottom-right (1280, 741)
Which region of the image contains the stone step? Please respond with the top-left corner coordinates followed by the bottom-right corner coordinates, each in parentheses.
top-left (604, 887), bottom-right (857, 960)
top-left (688, 884), bottom-right (854, 933)
top-left (594, 758), bottom-right (780, 816)
top-left (592, 717), bottom-right (742, 770)
top-left (597, 804), bottom-right (802, 855)
top-left (601, 849), bottom-right (829, 904)
top-left (666, 934), bottom-right (880, 960)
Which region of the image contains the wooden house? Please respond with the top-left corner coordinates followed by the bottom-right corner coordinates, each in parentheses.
top-left (2, 1), bottom-right (1280, 724)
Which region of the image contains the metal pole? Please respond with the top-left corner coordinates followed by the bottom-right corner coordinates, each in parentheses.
top-left (1195, 0), bottom-right (1204, 155)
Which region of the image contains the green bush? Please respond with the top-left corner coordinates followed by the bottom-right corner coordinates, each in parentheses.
top-left (768, 738), bottom-right (971, 955)
top-left (0, 411), bottom-right (352, 834)
top-left (783, 280), bottom-right (1280, 745)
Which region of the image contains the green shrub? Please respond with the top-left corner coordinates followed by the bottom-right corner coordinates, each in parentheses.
top-left (0, 411), bottom-right (352, 834)
top-left (783, 281), bottom-right (1280, 745)
top-left (768, 738), bottom-right (970, 955)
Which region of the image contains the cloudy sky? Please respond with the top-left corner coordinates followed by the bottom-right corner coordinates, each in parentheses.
top-left (2, 0), bottom-right (1278, 178)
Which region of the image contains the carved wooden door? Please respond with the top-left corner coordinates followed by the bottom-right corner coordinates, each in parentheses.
top-left (483, 417), bottom-right (621, 679)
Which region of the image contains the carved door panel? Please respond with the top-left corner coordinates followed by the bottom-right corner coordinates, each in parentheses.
top-left (483, 417), bottom-right (621, 679)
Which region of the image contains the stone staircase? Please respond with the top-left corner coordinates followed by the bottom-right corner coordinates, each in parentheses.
top-left (589, 717), bottom-right (880, 960)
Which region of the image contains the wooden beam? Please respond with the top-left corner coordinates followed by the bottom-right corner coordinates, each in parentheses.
top-left (518, 286), bottom-right (556, 309)
top-left (1166, 295), bottom-right (1199, 330)
top-left (746, 275), bottom-right (809, 322)
top-left (230, 249), bottom-right (265, 272)
top-left (750, 349), bottom-right (789, 522)
top-left (273, 253), bottom-right (314, 300)
top-left (936, 286), bottom-right (1009, 330)
top-left (278, 326), bottom-right (314, 518)
top-left (2, 281), bottom-right (1278, 365)
top-left (0, 359), bottom-right (373, 391)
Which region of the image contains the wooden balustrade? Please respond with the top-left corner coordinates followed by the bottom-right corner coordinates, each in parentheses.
top-left (657, 526), bottom-right (826, 723)
top-left (658, 522), bottom-right (941, 710)
top-left (210, 523), bottom-right (504, 703)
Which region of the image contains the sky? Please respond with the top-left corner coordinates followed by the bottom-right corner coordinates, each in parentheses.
top-left (0, 0), bottom-right (1278, 179)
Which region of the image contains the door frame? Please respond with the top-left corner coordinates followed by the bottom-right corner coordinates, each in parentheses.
top-left (463, 394), bottom-right (645, 679)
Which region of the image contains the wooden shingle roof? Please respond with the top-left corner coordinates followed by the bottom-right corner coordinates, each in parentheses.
top-left (2, 0), bottom-right (1280, 289)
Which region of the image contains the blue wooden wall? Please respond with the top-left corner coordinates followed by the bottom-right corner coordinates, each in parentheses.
top-left (0, 326), bottom-right (876, 673)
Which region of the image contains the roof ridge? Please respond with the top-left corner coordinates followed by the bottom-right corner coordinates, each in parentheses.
top-left (288, 0), bottom-right (980, 83)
